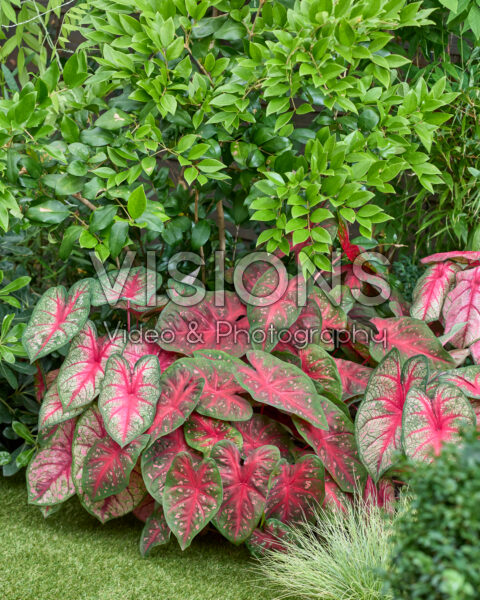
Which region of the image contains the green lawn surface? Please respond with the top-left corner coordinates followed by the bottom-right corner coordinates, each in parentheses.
top-left (0, 475), bottom-right (275, 600)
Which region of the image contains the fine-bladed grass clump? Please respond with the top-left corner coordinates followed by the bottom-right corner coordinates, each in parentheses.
top-left (254, 498), bottom-right (394, 600)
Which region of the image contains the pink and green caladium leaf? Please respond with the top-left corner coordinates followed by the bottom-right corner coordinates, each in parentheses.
top-left (443, 267), bottom-right (480, 357)
top-left (323, 474), bottom-right (352, 512)
top-left (211, 440), bottom-right (280, 544)
top-left (438, 366), bottom-right (480, 399)
top-left (71, 405), bottom-right (107, 494)
top-left (82, 434), bottom-right (149, 502)
top-left (38, 381), bottom-right (83, 431)
top-left (299, 344), bottom-right (342, 399)
top-left (27, 419), bottom-right (76, 506)
top-left (265, 455), bottom-right (324, 523)
top-left (247, 269), bottom-right (303, 353)
top-left (81, 465), bottom-right (147, 524)
top-left (369, 317), bottom-right (455, 370)
top-left (410, 261), bottom-right (460, 323)
top-left (147, 360), bottom-right (203, 441)
top-left (141, 428), bottom-right (193, 502)
top-left (188, 355), bottom-right (252, 421)
top-left (184, 413), bottom-right (243, 456)
top-left (91, 267), bottom-right (160, 307)
top-left (99, 354), bottom-right (161, 447)
top-left (334, 358), bottom-right (372, 400)
top-left (236, 413), bottom-right (291, 459)
top-left (355, 349), bottom-right (429, 482)
top-left (156, 291), bottom-right (250, 356)
top-left (246, 518), bottom-right (290, 558)
top-left (163, 451), bottom-right (222, 550)
top-left (286, 298), bottom-right (323, 351)
top-left (295, 398), bottom-right (366, 493)
top-left (123, 334), bottom-right (178, 372)
top-left (139, 502), bottom-right (171, 556)
top-left (421, 251), bottom-right (480, 265)
top-left (402, 384), bottom-right (475, 462)
top-left (22, 279), bottom-right (92, 362)
top-left (58, 321), bottom-right (124, 412)
top-left (235, 351), bottom-right (328, 430)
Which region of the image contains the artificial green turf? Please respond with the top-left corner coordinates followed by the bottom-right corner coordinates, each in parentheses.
top-left (0, 475), bottom-right (275, 600)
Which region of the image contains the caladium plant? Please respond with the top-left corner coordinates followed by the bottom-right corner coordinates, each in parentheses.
top-left (23, 253), bottom-right (479, 556)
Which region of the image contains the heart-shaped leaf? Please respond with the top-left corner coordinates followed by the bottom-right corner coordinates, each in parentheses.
top-left (211, 441), bottom-right (280, 544)
top-left (27, 419), bottom-right (76, 506)
top-left (356, 350), bottom-right (428, 481)
top-left (141, 428), bottom-right (192, 502)
top-left (23, 279), bottom-right (92, 361)
top-left (189, 355), bottom-right (252, 421)
top-left (402, 383), bottom-right (475, 461)
top-left (410, 261), bottom-right (460, 322)
top-left (235, 350), bottom-right (328, 429)
top-left (147, 360), bottom-right (203, 441)
top-left (91, 267), bottom-right (159, 307)
top-left (140, 502), bottom-right (171, 556)
top-left (295, 398), bottom-right (366, 493)
top-left (265, 455), bottom-right (324, 523)
top-left (156, 291), bottom-right (250, 356)
top-left (163, 452), bottom-right (222, 550)
top-left (82, 434), bottom-right (149, 501)
top-left (184, 413), bottom-right (243, 455)
top-left (236, 413), bottom-right (291, 459)
top-left (369, 317), bottom-right (455, 369)
top-left (247, 269), bottom-right (303, 352)
top-left (58, 321), bottom-right (124, 411)
top-left (99, 354), bottom-right (161, 446)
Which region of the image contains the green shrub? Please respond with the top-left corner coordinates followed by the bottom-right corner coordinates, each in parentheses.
top-left (387, 428), bottom-right (480, 600)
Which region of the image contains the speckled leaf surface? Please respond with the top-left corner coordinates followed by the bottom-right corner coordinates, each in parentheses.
top-left (139, 502), bottom-right (171, 556)
top-left (438, 366), bottom-right (480, 399)
top-left (184, 413), bottom-right (243, 455)
top-left (334, 358), bottom-right (372, 400)
top-left (82, 434), bottom-right (149, 501)
top-left (71, 405), bottom-right (107, 494)
top-left (235, 351), bottom-right (327, 429)
top-left (23, 280), bottom-right (92, 362)
top-left (141, 428), bottom-right (192, 502)
top-left (246, 519), bottom-right (290, 558)
top-left (299, 344), bottom-right (342, 399)
top-left (443, 267), bottom-right (480, 356)
top-left (236, 413), bottom-right (290, 459)
top-left (123, 334), bottom-right (178, 372)
top-left (295, 398), bottom-right (366, 493)
top-left (265, 455), bottom-right (324, 523)
top-left (147, 360), bottom-right (202, 441)
top-left (163, 452), bottom-right (222, 550)
top-left (323, 474), bottom-right (352, 512)
top-left (99, 354), bottom-right (160, 446)
top-left (189, 356), bottom-right (252, 421)
top-left (58, 321), bottom-right (124, 411)
top-left (247, 269), bottom-right (303, 352)
top-left (156, 291), bottom-right (250, 356)
top-left (211, 441), bottom-right (280, 544)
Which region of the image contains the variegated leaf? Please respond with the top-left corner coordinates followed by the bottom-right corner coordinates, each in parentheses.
top-left (163, 452), bottom-right (222, 550)
top-left (184, 413), bottom-right (243, 455)
top-left (139, 502), bottom-right (171, 556)
top-left (99, 354), bottom-right (160, 446)
top-left (410, 261), bottom-right (460, 322)
top-left (23, 280), bottom-right (92, 362)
